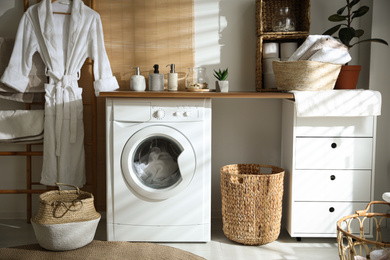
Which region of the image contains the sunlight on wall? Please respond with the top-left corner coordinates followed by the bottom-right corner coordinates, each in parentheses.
top-left (194, 0), bottom-right (222, 66)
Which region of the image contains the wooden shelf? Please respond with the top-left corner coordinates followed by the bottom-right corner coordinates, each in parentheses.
top-left (99, 91), bottom-right (295, 99)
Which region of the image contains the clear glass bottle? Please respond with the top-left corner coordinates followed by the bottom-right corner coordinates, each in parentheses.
top-left (185, 67), bottom-right (209, 90)
top-left (272, 7), bottom-right (296, 32)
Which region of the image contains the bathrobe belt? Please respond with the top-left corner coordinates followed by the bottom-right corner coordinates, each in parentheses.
top-left (47, 71), bottom-right (80, 156)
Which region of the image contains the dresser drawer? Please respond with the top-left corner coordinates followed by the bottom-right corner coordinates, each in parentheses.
top-left (293, 170), bottom-right (371, 201)
top-left (295, 138), bottom-right (373, 170)
top-left (292, 202), bottom-right (370, 235)
top-left (295, 116), bottom-right (374, 137)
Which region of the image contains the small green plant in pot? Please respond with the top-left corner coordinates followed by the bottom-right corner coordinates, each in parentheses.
top-left (323, 0), bottom-right (388, 89)
top-left (213, 68), bottom-right (229, 92)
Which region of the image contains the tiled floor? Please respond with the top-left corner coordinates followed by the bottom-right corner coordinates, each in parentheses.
top-left (0, 218), bottom-right (340, 260)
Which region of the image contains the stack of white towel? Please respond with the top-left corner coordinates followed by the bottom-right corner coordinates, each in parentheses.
top-left (0, 110), bottom-right (44, 144)
top-left (0, 37), bottom-right (45, 144)
top-left (288, 35), bottom-right (351, 65)
top-left (0, 37), bottom-right (46, 103)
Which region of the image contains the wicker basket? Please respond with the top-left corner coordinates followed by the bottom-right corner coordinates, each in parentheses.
top-left (337, 201), bottom-right (390, 260)
top-left (220, 164), bottom-right (284, 245)
top-left (272, 60), bottom-right (342, 91)
top-left (256, 0), bottom-right (311, 36)
top-left (31, 183), bottom-right (101, 251)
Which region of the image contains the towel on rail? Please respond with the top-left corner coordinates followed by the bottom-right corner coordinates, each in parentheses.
top-left (0, 37), bottom-right (46, 103)
top-left (0, 110), bottom-right (44, 143)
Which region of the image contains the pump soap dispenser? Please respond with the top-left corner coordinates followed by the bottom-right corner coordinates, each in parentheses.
top-left (130, 67), bottom-right (146, 91)
top-left (166, 64), bottom-right (178, 91)
top-left (148, 64), bottom-right (164, 91)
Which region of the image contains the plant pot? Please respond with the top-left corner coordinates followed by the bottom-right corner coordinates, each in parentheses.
top-left (335, 65), bottom-right (361, 89)
top-left (216, 81), bottom-right (229, 92)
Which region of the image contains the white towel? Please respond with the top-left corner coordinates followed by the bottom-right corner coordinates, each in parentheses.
top-left (0, 110), bottom-right (44, 140)
top-left (371, 249), bottom-right (390, 260)
top-left (289, 35), bottom-right (351, 65)
top-left (382, 192), bottom-right (390, 203)
top-left (308, 47), bottom-right (352, 65)
top-left (289, 35), bottom-right (333, 61)
top-left (0, 37), bottom-right (46, 103)
top-left (293, 90), bottom-right (382, 117)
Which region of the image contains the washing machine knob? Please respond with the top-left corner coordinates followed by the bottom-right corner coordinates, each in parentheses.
top-left (155, 109), bottom-right (165, 119)
top-left (183, 111), bottom-right (190, 117)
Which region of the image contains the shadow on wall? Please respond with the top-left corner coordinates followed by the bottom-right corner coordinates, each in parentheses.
top-left (195, 0), bottom-right (256, 91)
top-left (0, 0), bottom-right (25, 37)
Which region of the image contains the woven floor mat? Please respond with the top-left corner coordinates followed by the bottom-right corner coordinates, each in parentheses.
top-left (0, 240), bottom-right (205, 260)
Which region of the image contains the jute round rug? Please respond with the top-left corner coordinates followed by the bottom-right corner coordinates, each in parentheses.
top-left (0, 240), bottom-right (205, 260)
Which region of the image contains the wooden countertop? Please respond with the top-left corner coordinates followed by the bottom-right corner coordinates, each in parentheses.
top-left (99, 91), bottom-right (295, 99)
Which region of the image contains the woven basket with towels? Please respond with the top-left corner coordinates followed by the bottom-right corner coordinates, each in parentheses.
top-left (273, 60), bottom-right (342, 91)
top-left (31, 183), bottom-right (101, 251)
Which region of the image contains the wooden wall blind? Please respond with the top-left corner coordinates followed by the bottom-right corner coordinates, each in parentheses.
top-left (93, 0), bottom-right (195, 210)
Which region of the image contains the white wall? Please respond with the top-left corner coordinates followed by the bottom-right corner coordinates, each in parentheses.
top-left (1, 0), bottom-right (388, 219)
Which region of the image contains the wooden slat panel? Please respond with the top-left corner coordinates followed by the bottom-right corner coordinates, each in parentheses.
top-left (93, 0), bottom-right (195, 211)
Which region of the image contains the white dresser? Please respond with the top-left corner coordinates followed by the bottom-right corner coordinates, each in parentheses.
top-left (281, 99), bottom-right (377, 238)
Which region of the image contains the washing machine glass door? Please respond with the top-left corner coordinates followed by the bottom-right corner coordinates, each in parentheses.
top-left (121, 125), bottom-right (196, 200)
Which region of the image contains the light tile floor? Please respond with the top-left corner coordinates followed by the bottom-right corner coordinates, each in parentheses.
top-left (0, 218), bottom-right (340, 260)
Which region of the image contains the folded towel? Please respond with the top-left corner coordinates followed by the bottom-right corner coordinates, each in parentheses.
top-left (0, 132), bottom-right (44, 144)
top-left (371, 249), bottom-right (390, 260)
top-left (293, 90), bottom-right (382, 117)
top-left (0, 37), bottom-right (46, 103)
top-left (289, 35), bottom-right (351, 65)
top-left (308, 47), bottom-right (352, 64)
top-left (289, 35), bottom-right (332, 61)
top-left (0, 110), bottom-right (44, 140)
top-left (382, 192), bottom-right (390, 203)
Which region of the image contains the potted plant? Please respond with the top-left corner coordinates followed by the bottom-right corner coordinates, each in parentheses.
top-left (214, 68), bottom-right (229, 92)
top-left (323, 0), bottom-right (388, 89)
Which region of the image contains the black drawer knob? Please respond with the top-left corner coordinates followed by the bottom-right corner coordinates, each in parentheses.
top-left (331, 143), bottom-right (337, 149)
top-left (330, 175), bottom-right (336, 181)
top-left (329, 207), bottom-right (335, 213)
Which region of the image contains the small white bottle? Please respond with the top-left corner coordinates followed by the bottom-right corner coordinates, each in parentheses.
top-left (130, 67), bottom-right (146, 91)
top-left (148, 64), bottom-right (164, 91)
top-left (166, 64), bottom-right (178, 91)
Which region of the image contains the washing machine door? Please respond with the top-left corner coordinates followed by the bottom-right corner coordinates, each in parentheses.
top-left (121, 125), bottom-right (196, 200)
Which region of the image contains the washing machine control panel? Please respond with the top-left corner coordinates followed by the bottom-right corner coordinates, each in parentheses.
top-left (151, 105), bottom-right (201, 121)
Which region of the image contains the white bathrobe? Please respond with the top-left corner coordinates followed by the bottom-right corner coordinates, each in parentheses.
top-left (0, 0), bottom-right (119, 187)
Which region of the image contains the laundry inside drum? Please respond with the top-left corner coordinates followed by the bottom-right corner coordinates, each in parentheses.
top-left (133, 136), bottom-right (183, 189)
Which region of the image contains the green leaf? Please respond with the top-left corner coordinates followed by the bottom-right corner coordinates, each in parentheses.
top-left (339, 27), bottom-right (356, 47)
top-left (352, 6), bottom-right (369, 19)
top-left (349, 0), bottom-right (361, 8)
top-left (328, 14), bottom-right (347, 22)
top-left (336, 6), bottom-right (347, 15)
top-left (355, 29), bottom-right (364, 38)
top-left (214, 68), bottom-right (228, 81)
top-left (351, 38), bottom-right (389, 47)
top-left (323, 24), bottom-right (342, 36)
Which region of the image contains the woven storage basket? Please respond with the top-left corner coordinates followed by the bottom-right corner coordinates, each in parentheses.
top-left (220, 164), bottom-right (284, 245)
top-left (31, 183), bottom-right (101, 251)
top-left (256, 0), bottom-right (311, 36)
top-left (337, 201), bottom-right (390, 260)
top-left (273, 60), bottom-right (342, 91)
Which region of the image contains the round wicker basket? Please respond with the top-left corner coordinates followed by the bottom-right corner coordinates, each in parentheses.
top-left (220, 164), bottom-right (284, 245)
top-left (272, 60), bottom-right (342, 91)
top-left (337, 201), bottom-right (390, 260)
top-left (31, 183), bottom-right (101, 251)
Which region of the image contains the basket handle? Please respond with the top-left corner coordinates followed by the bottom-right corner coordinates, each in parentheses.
top-left (55, 182), bottom-right (80, 194)
top-left (355, 201), bottom-right (390, 217)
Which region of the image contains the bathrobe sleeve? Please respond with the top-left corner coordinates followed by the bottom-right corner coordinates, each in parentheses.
top-left (89, 15), bottom-right (119, 97)
top-left (0, 15), bottom-right (39, 92)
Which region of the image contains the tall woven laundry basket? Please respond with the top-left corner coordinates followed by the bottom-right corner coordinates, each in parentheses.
top-left (31, 183), bottom-right (101, 251)
top-left (220, 164), bottom-right (284, 245)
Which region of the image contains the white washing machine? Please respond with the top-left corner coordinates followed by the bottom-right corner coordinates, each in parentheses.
top-left (106, 98), bottom-right (211, 242)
